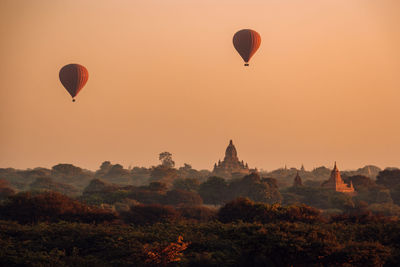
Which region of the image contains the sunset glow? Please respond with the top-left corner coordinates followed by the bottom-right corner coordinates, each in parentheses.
top-left (1, 0), bottom-right (399, 170)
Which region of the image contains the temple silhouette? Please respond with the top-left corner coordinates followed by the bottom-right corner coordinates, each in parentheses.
top-left (322, 162), bottom-right (355, 194)
top-left (212, 140), bottom-right (254, 179)
top-left (293, 172), bottom-right (303, 187)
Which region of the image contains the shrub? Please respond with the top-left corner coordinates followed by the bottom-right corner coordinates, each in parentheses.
top-left (0, 191), bottom-right (117, 224)
top-left (120, 204), bottom-right (180, 225)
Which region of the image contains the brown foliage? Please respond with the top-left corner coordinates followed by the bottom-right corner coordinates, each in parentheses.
top-left (143, 235), bottom-right (190, 267)
top-left (218, 197), bottom-right (323, 224)
top-left (162, 189), bottom-right (203, 206)
top-left (178, 206), bottom-right (217, 222)
top-left (120, 204), bottom-right (180, 225)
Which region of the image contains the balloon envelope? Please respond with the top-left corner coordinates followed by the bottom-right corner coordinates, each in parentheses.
top-left (59, 64), bottom-right (88, 100)
top-left (233, 29), bottom-right (261, 66)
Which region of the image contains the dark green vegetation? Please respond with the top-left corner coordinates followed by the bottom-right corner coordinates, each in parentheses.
top-left (0, 196), bottom-right (399, 266)
top-left (1, 155), bottom-right (400, 266)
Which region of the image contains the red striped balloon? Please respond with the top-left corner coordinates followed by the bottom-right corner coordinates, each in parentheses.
top-left (233, 29), bottom-right (261, 66)
top-left (59, 64), bottom-right (89, 102)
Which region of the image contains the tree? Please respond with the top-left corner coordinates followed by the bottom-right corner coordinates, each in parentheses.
top-left (391, 184), bottom-right (400, 205)
top-left (0, 191), bottom-right (116, 223)
top-left (343, 175), bottom-right (376, 191)
top-left (172, 178), bottom-right (200, 192)
top-left (178, 206), bottom-right (217, 222)
top-left (143, 236), bottom-right (190, 267)
top-left (217, 197), bottom-right (256, 223)
top-left (29, 177), bottom-right (79, 196)
top-left (376, 169), bottom-right (400, 189)
top-left (95, 162), bottom-right (130, 183)
top-left (198, 176), bottom-right (228, 205)
top-left (0, 179), bottom-right (15, 200)
top-left (120, 204), bottom-right (180, 225)
top-left (108, 164), bottom-right (129, 176)
top-left (329, 193), bottom-right (355, 211)
top-left (159, 152), bottom-right (175, 168)
top-left (228, 173), bottom-right (282, 204)
top-left (83, 178), bottom-right (120, 195)
top-left (163, 189), bottom-right (203, 206)
top-left (96, 161), bottom-right (112, 176)
top-left (180, 163), bottom-right (192, 170)
top-left (150, 166), bottom-right (178, 187)
top-left (326, 242), bottom-right (390, 266)
top-left (376, 189), bottom-right (393, 204)
top-left (130, 167), bottom-right (151, 186)
top-left (51, 164), bottom-right (83, 176)
top-left (148, 181), bottom-right (168, 192)
top-left (50, 164), bottom-right (93, 188)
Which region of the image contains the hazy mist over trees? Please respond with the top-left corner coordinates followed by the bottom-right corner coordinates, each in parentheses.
top-left (1, 152), bottom-right (400, 265)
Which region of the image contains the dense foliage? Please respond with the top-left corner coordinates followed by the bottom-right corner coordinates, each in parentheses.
top-left (0, 218), bottom-right (398, 266)
top-left (0, 192), bottom-right (117, 224)
top-left (1, 160), bottom-right (400, 265)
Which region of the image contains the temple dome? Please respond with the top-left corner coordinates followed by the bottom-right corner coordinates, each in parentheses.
top-left (224, 140), bottom-right (238, 162)
top-left (213, 140), bottom-right (250, 179)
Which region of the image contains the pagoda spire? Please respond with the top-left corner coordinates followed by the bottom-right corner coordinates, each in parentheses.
top-left (293, 171), bottom-right (303, 187)
top-left (300, 164), bottom-right (305, 172)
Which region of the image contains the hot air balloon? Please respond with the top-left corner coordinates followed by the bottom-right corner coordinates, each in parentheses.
top-left (59, 64), bottom-right (89, 102)
top-left (233, 29), bottom-right (261, 66)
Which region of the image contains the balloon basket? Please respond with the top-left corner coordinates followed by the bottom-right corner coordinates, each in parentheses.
top-left (244, 63), bottom-right (249, 66)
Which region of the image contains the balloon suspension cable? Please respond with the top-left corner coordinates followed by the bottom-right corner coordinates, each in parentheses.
top-left (72, 98), bottom-right (76, 102)
top-left (244, 63), bottom-right (249, 66)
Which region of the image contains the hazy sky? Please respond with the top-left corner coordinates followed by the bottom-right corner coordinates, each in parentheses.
top-left (1, 0), bottom-right (399, 171)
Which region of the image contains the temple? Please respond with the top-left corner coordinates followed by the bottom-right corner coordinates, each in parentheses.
top-left (212, 140), bottom-right (251, 179)
top-left (293, 172), bottom-right (303, 187)
top-left (322, 162), bottom-right (355, 194)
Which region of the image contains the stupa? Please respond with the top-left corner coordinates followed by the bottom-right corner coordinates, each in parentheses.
top-left (322, 162), bottom-right (355, 194)
top-left (212, 140), bottom-right (251, 178)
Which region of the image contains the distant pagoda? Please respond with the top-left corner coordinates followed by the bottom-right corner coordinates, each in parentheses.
top-left (212, 140), bottom-right (251, 178)
top-left (322, 162), bottom-right (355, 194)
top-left (293, 172), bottom-right (303, 187)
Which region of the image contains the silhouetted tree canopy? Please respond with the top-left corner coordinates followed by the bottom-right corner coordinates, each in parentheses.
top-left (30, 177), bottom-right (79, 196)
top-left (177, 206), bottom-right (217, 222)
top-left (228, 173), bottom-right (282, 204)
top-left (162, 189), bottom-right (203, 206)
top-left (376, 169), bottom-right (400, 188)
top-left (218, 197), bottom-right (322, 224)
top-left (52, 164), bottom-right (83, 176)
top-left (0, 192), bottom-right (116, 224)
top-left (159, 152), bottom-right (175, 168)
top-left (120, 204), bottom-right (179, 225)
top-left (343, 175), bottom-right (377, 191)
top-left (150, 166), bottom-right (178, 187)
top-left (0, 179), bottom-right (15, 200)
top-left (198, 176), bottom-right (228, 205)
top-left (172, 178), bottom-right (200, 192)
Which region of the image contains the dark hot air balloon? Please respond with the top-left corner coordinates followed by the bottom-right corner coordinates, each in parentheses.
top-left (59, 64), bottom-right (89, 102)
top-left (233, 29), bottom-right (261, 66)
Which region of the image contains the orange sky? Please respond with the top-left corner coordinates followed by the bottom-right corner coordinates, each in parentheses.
top-left (1, 0), bottom-right (399, 171)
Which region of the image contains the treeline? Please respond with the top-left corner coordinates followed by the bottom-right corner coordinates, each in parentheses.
top-left (263, 165), bottom-right (381, 187)
top-left (280, 169), bottom-right (400, 217)
top-left (79, 172), bottom-right (281, 210)
top-left (1, 159), bottom-right (400, 217)
top-left (0, 158), bottom-right (212, 196)
top-left (1, 154), bottom-right (400, 265)
top-left (0, 193), bottom-right (399, 266)
top-left (0, 191), bottom-right (325, 225)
